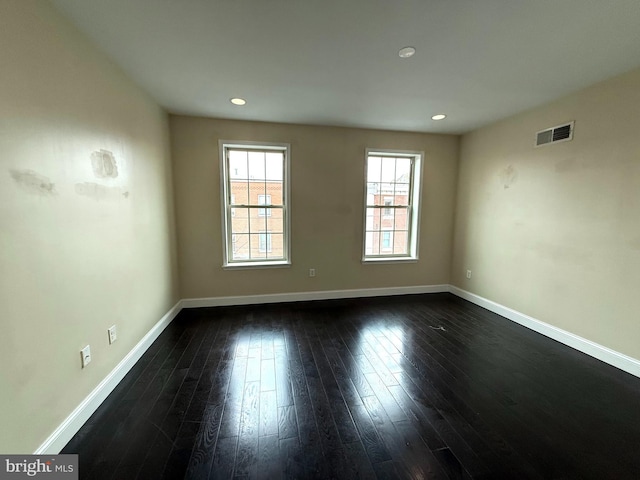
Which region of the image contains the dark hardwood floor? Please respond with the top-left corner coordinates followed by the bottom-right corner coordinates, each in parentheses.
top-left (62, 293), bottom-right (640, 479)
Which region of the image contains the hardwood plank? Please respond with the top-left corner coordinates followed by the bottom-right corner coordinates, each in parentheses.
top-left (160, 421), bottom-right (201, 480)
top-left (273, 344), bottom-right (293, 407)
top-left (308, 323), bottom-right (360, 444)
top-left (259, 390), bottom-right (278, 437)
top-left (184, 402), bottom-right (223, 479)
top-left (278, 436), bottom-right (308, 479)
top-left (234, 434), bottom-right (259, 479)
top-left (218, 356), bottom-right (248, 439)
top-left (362, 394), bottom-right (449, 479)
top-left (135, 430), bottom-right (173, 480)
top-left (260, 357), bottom-right (276, 392)
top-left (239, 381), bottom-right (260, 438)
top-left (318, 326), bottom-right (363, 407)
top-left (209, 435), bottom-right (237, 479)
top-left (257, 434), bottom-right (280, 480)
top-left (276, 405), bottom-right (297, 440)
top-left (342, 440), bottom-right (377, 480)
top-left (350, 404), bottom-right (392, 464)
top-left (431, 447), bottom-right (473, 480)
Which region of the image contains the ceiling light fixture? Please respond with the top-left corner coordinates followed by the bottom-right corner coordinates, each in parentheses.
top-left (398, 46), bottom-right (416, 58)
top-left (230, 97), bottom-right (246, 106)
top-left (431, 114), bottom-right (446, 120)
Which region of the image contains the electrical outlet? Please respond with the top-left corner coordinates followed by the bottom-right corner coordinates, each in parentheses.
top-left (309, 268), bottom-right (316, 277)
top-left (81, 345), bottom-right (91, 368)
top-left (108, 325), bottom-right (117, 344)
top-left (466, 269), bottom-right (472, 279)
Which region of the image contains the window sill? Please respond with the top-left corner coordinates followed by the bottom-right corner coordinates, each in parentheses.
top-left (223, 261), bottom-right (291, 270)
top-left (362, 257), bottom-right (418, 265)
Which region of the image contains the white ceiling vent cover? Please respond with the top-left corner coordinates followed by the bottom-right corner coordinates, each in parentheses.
top-left (535, 121), bottom-right (574, 147)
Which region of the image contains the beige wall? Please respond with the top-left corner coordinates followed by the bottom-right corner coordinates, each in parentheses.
top-left (171, 116), bottom-right (459, 298)
top-left (0, 1), bottom-right (178, 453)
top-left (452, 67), bottom-right (640, 360)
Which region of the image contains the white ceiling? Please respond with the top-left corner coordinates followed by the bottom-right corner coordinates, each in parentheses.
top-left (51, 0), bottom-right (640, 134)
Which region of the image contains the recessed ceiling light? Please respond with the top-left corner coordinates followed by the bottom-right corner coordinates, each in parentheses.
top-left (230, 97), bottom-right (246, 106)
top-left (431, 114), bottom-right (447, 120)
top-left (398, 46), bottom-right (416, 58)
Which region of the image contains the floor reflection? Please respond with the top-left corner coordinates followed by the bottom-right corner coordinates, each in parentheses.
top-left (354, 320), bottom-right (410, 428)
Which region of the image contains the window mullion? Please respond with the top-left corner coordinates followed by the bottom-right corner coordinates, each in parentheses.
top-left (377, 206), bottom-right (382, 255)
top-left (391, 208), bottom-right (396, 253)
top-left (263, 202), bottom-right (268, 258)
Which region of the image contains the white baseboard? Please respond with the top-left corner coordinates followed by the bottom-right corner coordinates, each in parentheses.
top-left (34, 301), bottom-right (183, 455)
top-left (181, 284), bottom-right (450, 309)
top-left (449, 285), bottom-right (640, 378)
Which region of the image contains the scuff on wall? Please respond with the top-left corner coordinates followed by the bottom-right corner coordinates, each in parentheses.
top-left (9, 169), bottom-right (56, 195)
top-left (75, 182), bottom-right (128, 200)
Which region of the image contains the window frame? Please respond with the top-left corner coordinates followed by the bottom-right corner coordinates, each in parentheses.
top-left (362, 148), bottom-right (423, 263)
top-left (220, 140), bottom-right (291, 268)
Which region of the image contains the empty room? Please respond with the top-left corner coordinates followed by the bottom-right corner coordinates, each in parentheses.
top-left (2, 0), bottom-right (640, 478)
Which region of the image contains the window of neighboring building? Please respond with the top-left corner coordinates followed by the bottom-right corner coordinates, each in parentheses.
top-left (383, 197), bottom-right (393, 217)
top-left (382, 231), bottom-right (391, 249)
top-left (220, 141), bottom-right (290, 267)
top-left (258, 194), bottom-right (271, 217)
top-left (363, 149), bottom-right (422, 262)
top-left (258, 232), bottom-right (272, 252)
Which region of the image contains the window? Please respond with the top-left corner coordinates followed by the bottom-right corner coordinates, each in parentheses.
top-left (258, 194), bottom-right (271, 217)
top-left (363, 149), bottom-right (422, 261)
top-left (382, 231), bottom-right (391, 249)
top-left (258, 232), bottom-right (272, 252)
top-left (221, 141), bottom-right (290, 267)
top-left (383, 197), bottom-right (393, 217)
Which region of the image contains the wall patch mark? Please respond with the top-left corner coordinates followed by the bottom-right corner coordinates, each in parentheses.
top-left (499, 165), bottom-right (518, 189)
top-left (75, 182), bottom-right (126, 200)
top-left (91, 150), bottom-right (118, 178)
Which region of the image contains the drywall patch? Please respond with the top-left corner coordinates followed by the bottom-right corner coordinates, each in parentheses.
top-left (499, 165), bottom-right (518, 189)
top-left (91, 150), bottom-right (118, 178)
top-left (9, 169), bottom-right (56, 195)
top-left (75, 182), bottom-right (125, 200)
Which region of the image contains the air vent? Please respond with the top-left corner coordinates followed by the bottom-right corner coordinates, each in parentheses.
top-left (535, 121), bottom-right (574, 147)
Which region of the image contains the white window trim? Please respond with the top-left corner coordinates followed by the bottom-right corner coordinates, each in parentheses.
top-left (362, 148), bottom-right (423, 263)
top-left (220, 140), bottom-right (291, 268)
